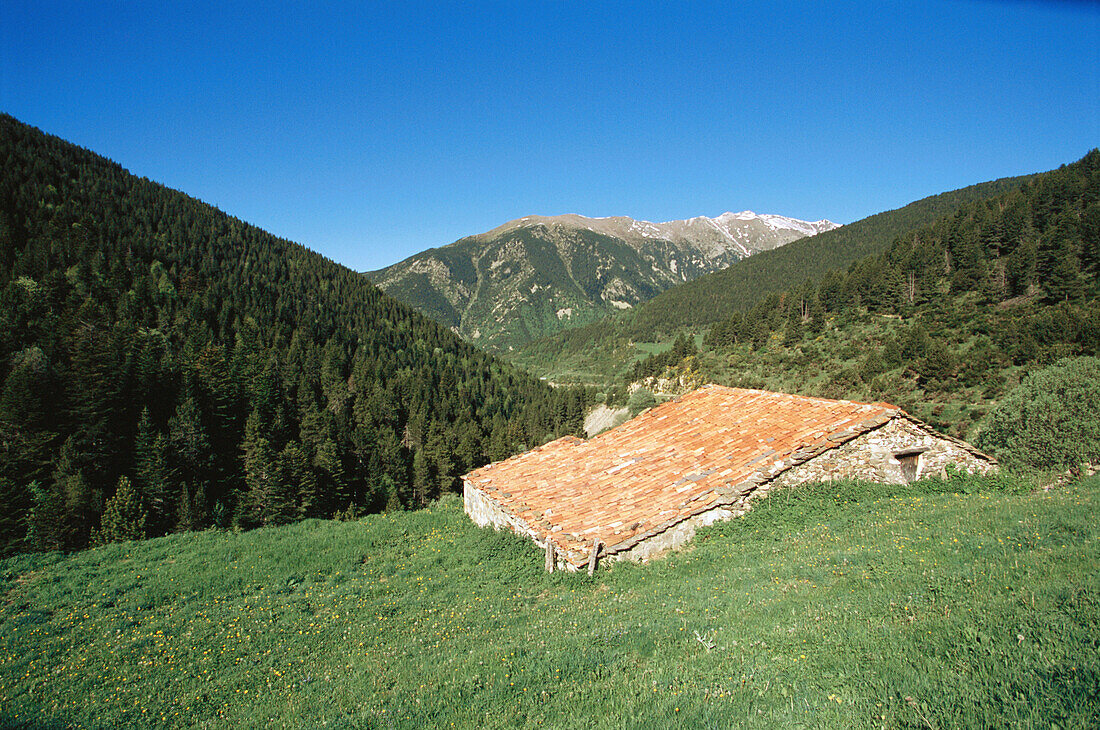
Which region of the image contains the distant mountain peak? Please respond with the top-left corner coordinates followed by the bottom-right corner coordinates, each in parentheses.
top-left (369, 208), bottom-right (838, 351)
top-left (485, 211), bottom-right (839, 254)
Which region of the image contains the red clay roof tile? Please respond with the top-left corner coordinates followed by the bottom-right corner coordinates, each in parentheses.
top-left (464, 385), bottom-right (900, 566)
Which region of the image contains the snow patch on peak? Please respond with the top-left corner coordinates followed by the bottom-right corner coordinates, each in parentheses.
top-left (712, 210), bottom-right (838, 235)
top-left (473, 209), bottom-right (838, 261)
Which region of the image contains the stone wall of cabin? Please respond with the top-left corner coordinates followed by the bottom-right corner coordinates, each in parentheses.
top-left (464, 481), bottom-right (586, 570)
top-left (464, 480), bottom-right (534, 538)
top-left (771, 417), bottom-right (996, 489)
top-left (614, 506), bottom-right (741, 563)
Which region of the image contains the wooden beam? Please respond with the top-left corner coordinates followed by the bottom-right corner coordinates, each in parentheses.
top-left (587, 539), bottom-right (601, 576)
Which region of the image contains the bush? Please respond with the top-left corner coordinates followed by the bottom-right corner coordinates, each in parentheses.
top-left (627, 387), bottom-right (656, 416)
top-left (977, 356), bottom-right (1100, 471)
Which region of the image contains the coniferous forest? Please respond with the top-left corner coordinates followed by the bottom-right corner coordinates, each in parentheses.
top-left (0, 115), bottom-right (589, 556)
top-left (702, 151), bottom-right (1100, 365)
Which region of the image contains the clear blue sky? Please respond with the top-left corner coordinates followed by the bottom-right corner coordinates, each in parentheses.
top-left (2, 1), bottom-right (1098, 271)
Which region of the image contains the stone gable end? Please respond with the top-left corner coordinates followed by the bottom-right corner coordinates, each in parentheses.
top-left (772, 417), bottom-right (996, 489)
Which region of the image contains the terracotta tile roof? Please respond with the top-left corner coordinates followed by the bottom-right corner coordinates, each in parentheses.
top-left (464, 385), bottom-right (902, 567)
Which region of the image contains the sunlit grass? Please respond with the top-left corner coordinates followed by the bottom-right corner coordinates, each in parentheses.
top-left (2, 473), bottom-right (1097, 728)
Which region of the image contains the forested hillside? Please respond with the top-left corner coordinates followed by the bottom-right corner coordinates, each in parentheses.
top-left (512, 171), bottom-right (1038, 380)
top-left (628, 150), bottom-right (1100, 439)
top-left (0, 115), bottom-right (588, 556)
top-left (621, 171), bottom-right (1038, 337)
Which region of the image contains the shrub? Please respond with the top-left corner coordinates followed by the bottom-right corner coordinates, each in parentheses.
top-left (627, 387), bottom-right (656, 416)
top-left (977, 356), bottom-right (1100, 471)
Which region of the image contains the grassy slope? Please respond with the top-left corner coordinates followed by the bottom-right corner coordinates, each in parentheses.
top-left (2, 473), bottom-right (1097, 728)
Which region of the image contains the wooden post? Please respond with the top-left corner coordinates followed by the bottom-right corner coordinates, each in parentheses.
top-left (545, 540), bottom-right (556, 573)
top-left (587, 539), bottom-right (601, 576)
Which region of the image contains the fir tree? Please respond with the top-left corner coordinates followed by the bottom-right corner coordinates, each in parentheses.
top-left (313, 437), bottom-right (347, 514)
top-left (1045, 238), bottom-right (1085, 302)
top-left (240, 410), bottom-right (277, 527)
top-left (133, 411), bottom-right (173, 534)
top-left (277, 441), bottom-right (316, 519)
top-left (92, 476), bottom-right (146, 545)
top-left (411, 449), bottom-right (431, 507)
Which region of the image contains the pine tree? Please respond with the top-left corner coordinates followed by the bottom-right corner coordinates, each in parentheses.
top-left (277, 441), bottom-right (317, 519)
top-left (174, 481), bottom-right (208, 533)
top-left (411, 448), bottom-right (431, 507)
top-left (808, 294), bottom-right (826, 333)
top-left (903, 323), bottom-right (932, 361)
top-left (168, 396), bottom-right (212, 487)
top-left (175, 484), bottom-right (197, 533)
top-left (66, 315), bottom-right (123, 484)
top-left (373, 426), bottom-right (407, 505)
top-left (313, 437), bottom-right (347, 515)
top-left (190, 342), bottom-right (240, 506)
top-left (0, 347), bottom-right (50, 428)
top-left (488, 423), bottom-right (512, 462)
top-left (239, 410), bottom-right (277, 527)
top-left (380, 474), bottom-right (403, 512)
top-left (0, 477), bottom-right (30, 556)
top-left (92, 476), bottom-right (146, 545)
top-left (783, 314), bottom-right (803, 347)
top-left (1045, 238), bottom-right (1085, 302)
top-left (1082, 201), bottom-right (1100, 274)
top-left (133, 411), bottom-right (173, 534)
top-left (425, 421), bottom-right (457, 496)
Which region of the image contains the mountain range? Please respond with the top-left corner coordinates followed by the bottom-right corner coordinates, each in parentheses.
top-left (367, 211), bottom-right (837, 351)
top-left (510, 170), bottom-right (1041, 382)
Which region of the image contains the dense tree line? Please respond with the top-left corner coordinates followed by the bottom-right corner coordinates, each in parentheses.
top-left (625, 169), bottom-right (1036, 338)
top-left (694, 150), bottom-right (1100, 401)
top-left (0, 115), bottom-right (588, 556)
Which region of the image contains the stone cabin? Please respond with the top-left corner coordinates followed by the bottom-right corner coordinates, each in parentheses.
top-left (462, 385), bottom-right (996, 571)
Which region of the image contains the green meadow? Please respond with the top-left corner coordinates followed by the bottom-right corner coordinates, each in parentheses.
top-left (2, 472), bottom-right (1097, 729)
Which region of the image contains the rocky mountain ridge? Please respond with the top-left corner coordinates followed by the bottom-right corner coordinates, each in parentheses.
top-left (367, 211), bottom-right (837, 351)
top-left (485, 211), bottom-right (838, 259)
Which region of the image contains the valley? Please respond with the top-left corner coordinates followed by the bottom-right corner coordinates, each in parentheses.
top-left (4, 3), bottom-right (1098, 728)
top-left (2, 121), bottom-right (1098, 730)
